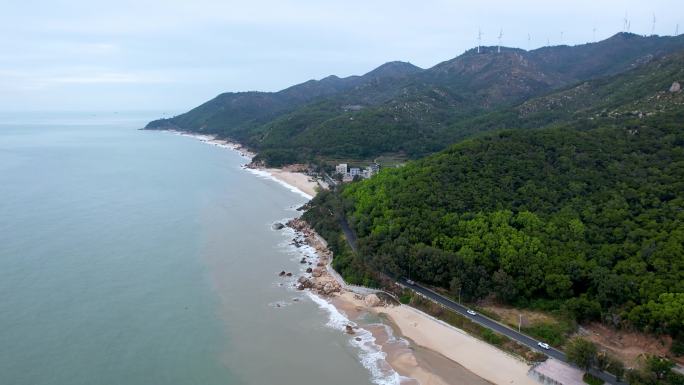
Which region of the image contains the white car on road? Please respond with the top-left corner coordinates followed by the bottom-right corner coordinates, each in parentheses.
top-left (537, 342), bottom-right (550, 350)
top-left (406, 279), bottom-right (415, 285)
top-left (466, 309), bottom-right (477, 316)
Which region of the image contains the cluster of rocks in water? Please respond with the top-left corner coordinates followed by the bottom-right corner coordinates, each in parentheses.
top-left (273, 217), bottom-right (341, 296)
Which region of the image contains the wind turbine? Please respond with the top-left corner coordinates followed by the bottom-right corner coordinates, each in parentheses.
top-left (497, 29), bottom-right (503, 53)
top-left (651, 13), bottom-right (656, 36)
top-left (560, 31), bottom-right (564, 44)
top-left (676, 24), bottom-right (680, 36)
top-left (593, 27), bottom-right (597, 42)
top-left (623, 12), bottom-right (629, 32)
top-left (527, 33), bottom-right (531, 50)
top-left (477, 28), bottom-right (483, 53)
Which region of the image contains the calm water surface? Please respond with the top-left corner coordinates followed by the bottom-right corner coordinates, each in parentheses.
top-left (0, 112), bottom-right (375, 385)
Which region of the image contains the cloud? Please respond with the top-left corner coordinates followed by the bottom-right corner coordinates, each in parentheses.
top-left (0, 0), bottom-right (681, 111)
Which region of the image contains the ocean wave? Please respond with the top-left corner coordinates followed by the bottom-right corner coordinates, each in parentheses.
top-left (306, 293), bottom-right (407, 385)
top-left (169, 130), bottom-right (311, 201)
top-left (166, 130), bottom-right (253, 161)
top-left (243, 167), bottom-right (313, 201)
top-left (280, 221), bottom-right (407, 385)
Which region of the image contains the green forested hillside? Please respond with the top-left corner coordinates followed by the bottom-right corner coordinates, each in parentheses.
top-left (147, 33), bottom-right (684, 166)
top-left (305, 110), bottom-right (684, 337)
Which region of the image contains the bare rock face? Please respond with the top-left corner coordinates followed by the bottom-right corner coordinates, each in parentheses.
top-left (364, 294), bottom-right (382, 307)
top-left (670, 81), bottom-right (681, 93)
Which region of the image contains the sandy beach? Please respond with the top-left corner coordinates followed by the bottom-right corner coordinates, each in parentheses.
top-left (263, 168), bottom-right (319, 198)
top-left (288, 218), bottom-right (538, 385)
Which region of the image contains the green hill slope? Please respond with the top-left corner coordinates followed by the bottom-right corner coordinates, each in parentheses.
top-left (303, 77), bottom-right (684, 337)
top-left (147, 33), bottom-right (684, 166)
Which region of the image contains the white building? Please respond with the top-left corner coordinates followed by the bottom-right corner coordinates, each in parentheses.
top-left (335, 163), bottom-right (348, 175)
top-left (349, 167), bottom-right (361, 177)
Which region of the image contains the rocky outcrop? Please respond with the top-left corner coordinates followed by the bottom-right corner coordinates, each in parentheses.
top-left (670, 81), bottom-right (681, 93)
top-left (364, 294), bottom-right (382, 307)
top-left (296, 276), bottom-right (341, 295)
top-left (297, 276), bottom-right (314, 290)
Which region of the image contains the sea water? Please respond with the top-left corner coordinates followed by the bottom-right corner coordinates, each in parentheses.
top-left (0, 112), bottom-right (379, 385)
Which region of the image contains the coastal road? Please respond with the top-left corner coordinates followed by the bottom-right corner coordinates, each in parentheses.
top-left (338, 216), bottom-right (358, 253)
top-left (335, 215), bottom-right (624, 384)
top-left (397, 278), bottom-right (626, 385)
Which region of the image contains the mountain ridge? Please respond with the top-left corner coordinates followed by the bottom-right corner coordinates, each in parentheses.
top-left (147, 32), bottom-right (684, 166)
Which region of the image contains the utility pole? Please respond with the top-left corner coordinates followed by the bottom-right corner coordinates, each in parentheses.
top-left (518, 314), bottom-right (522, 332)
top-left (458, 286), bottom-right (462, 304)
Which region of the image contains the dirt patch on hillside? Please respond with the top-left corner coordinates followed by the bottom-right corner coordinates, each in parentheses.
top-left (581, 323), bottom-right (680, 367)
top-left (479, 304), bottom-right (557, 328)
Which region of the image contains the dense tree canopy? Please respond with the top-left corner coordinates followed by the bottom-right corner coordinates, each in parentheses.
top-left (307, 111), bottom-right (684, 337)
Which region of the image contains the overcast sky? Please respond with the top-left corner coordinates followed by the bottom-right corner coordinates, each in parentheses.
top-left (1, 0), bottom-right (681, 112)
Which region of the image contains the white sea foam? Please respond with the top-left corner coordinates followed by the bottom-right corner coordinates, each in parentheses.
top-left (243, 167), bottom-right (313, 201)
top-left (166, 130), bottom-right (254, 161)
top-left (306, 293), bottom-right (408, 385)
top-left (168, 130), bottom-right (313, 201)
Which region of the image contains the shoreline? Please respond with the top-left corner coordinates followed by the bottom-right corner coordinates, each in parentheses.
top-left (168, 128), bottom-right (537, 385)
top-left (164, 130), bottom-right (318, 199)
top-left (288, 219), bottom-right (538, 385)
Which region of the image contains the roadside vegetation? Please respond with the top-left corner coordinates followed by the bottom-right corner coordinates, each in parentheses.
top-left (566, 338), bottom-right (683, 385)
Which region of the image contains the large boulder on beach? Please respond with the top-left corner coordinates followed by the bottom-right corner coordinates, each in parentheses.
top-left (319, 282), bottom-right (340, 295)
top-left (364, 294), bottom-right (382, 307)
top-left (312, 268), bottom-right (322, 278)
top-left (272, 222), bottom-right (285, 230)
top-left (296, 276), bottom-right (314, 290)
top-left (345, 325), bottom-right (355, 335)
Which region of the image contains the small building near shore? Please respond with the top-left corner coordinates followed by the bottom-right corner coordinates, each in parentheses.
top-left (335, 163), bottom-right (348, 175)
